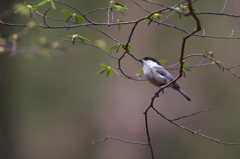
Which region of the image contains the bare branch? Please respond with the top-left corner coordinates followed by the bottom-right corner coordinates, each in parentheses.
top-left (171, 107), bottom-right (218, 121)
top-left (84, 7), bottom-right (110, 16)
top-left (152, 106), bottom-right (240, 145)
top-left (53, 0), bottom-right (92, 23)
top-left (43, 8), bottom-right (51, 27)
top-left (132, 0), bottom-right (151, 13)
top-left (92, 136), bottom-right (148, 145)
top-left (221, 0), bottom-right (228, 13)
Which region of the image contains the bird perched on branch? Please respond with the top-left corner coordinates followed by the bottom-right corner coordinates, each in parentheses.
top-left (140, 57), bottom-right (191, 101)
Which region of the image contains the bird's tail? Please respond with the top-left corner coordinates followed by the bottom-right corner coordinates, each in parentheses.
top-left (177, 88), bottom-right (191, 101)
top-left (171, 82), bottom-right (191, 101)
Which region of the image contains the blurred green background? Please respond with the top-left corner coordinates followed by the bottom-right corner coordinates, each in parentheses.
top-left (1, 0), bottom-right (240, 159)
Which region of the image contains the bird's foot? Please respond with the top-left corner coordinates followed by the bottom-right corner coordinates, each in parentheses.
top-left (154, 92), bottom-right (159, 98)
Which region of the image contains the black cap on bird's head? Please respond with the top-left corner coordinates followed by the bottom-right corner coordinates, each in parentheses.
top-left (142, 57), bottom-right (161, 65)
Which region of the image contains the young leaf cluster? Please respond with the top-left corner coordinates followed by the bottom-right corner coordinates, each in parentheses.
top-left (182, 63), bottom-right (191, 78)
top-left (203, 50), bottom-right (224, 71)
top-left (116, 19), bottom-right (125, 31)
top-left (15, 5), bottom-right (37, 18)
top-left (61, 9), bottom-right (85, 24)
top-left (168, 4), bottom-right (198, 19)
top-left (15, 0), bottom-right (56, 18)
top-left (68, 34), bottom-right (91, 46)
top-left (108, 44), bottom-right (132, 53)
top-left (144, 13), bottom-right (162, 26)
top-left (98, 64), bottom-right (114, 77)
top-left (109, 1), bottom-right (128, 16)
top-left (37, 0), bottom-right (56, 9)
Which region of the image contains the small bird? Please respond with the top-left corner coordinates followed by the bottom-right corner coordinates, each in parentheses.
top-left (141, 57), bottom-right (191, 101)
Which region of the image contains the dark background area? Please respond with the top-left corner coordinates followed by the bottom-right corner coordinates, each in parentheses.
top-left (0, 0), bottom-right (240, 159)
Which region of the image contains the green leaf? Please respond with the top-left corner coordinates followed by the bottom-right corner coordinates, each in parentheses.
top-left (106, 70), bottom-right (110, 77)
top-left (183, 63), bottom-right (188, 67)
top-left (119, 10), bottom-right (125, 16)
top-left (182, 70), bottom-right (186, 78)
top-left (37, 0), bottom-right (48, 6)
top-left (158, 60), bottom-right (166, 64)
top-left (70, 34), bottom-right (91, 43)
top-left (180, 5), bottom-right (189, 11)
top-left (116, 46), bottom-right (120, 53)
top-left (74, 16), bottom-right (79, 23)
top-left (107, 69), bottom-right (114, 76)
top-left (114, 2), bottom-right (126, 8)
top-left (100, 63), bottom-right (109, 68)
top-left (203, 50), bottom-right (209, 54)
top-left (65, 15), bottom-right (72, 23)
top-left (144, 18), bottom-right (153, 26)
top-left (166, 9), bottom-right (173, 13)
top-left (31, 6), bottom-right (37, 10)
top-left (203, 50), bottom-right (214, 58)
top-left (29, 9), bottom-right (32, 18)
top-left (149, 14), bottom-right (155, 19)
top-left (117, 20), bottom-right (124, 23)
top-left (183, 67), bottom-right (191, 71)
top-left (77, 36), bottom-right (91, 43)
top-left (177, 13), bottom-right (182, 19)
top-left (116, 19), bottom-right (124, 31)
top-left (50, 0), bottom-right (56, 9)
top-left (71, 40), bottom-right (75, 46)
top-left (118, 24), bottom-right (121, 31)
top-left (24, 0), bottom-right (30, 5)
top-left (14, 6), bottom-right (28, 13)
top-left (214, 61), bottom-right (224, 71)
top-left (61, 9), bottom-right (72, 15)
top-left (108, 45), bottom-right (118, 52)
top-left (183, 63), bottom-right (191, 71)
top-left (138, 69), bottom-right (144, 75)
top-left (147, 81), bottom-right (152, 85)
top-left (111, 2), bottom-right (128, 10)
top-left (75, 15), bottom-right (85, 24)
top-left (150, 13), bottom-right (162, 20)
top-left (209, 52), bottom-right (214, 58)
top-left (147, 20), bottom-right (152, 26)
top-left (115, 6), bottom-right (128, 10)
top-left (121, 45), bottom-right (132, 51)
top-left (97, 68), bottom-right (107, 75)
top-left (193, 8), bottom-right (198, 11)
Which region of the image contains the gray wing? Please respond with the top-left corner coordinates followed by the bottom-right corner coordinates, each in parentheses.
top-left (154, 66), bottom-right (174, 80)
top-left (153, 66), bottom-right (166, 76)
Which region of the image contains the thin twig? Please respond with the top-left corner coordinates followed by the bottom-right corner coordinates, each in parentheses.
top-left (32, 9), bottom-right (42, 26)
top-left (152, 106), bottom-right (240, 145)
top-left (92, 136), bottom-right (148, 145)
top-left (184, 53), bottom-right (240, 78)
top-left (84, 7), bottom-right (110, 15)
top-left (132, 0), bottom-right (151, 13)
top-left (36, 11), bottom-right (123, 45)
top-left (54, 0), bottom-right (92, 23)
top-left (43, 8), bottom-right (51, 27)
top-left (221, 0), bottom-right (228, 13)
top-left (171, 107), bottom-right (218, 121)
